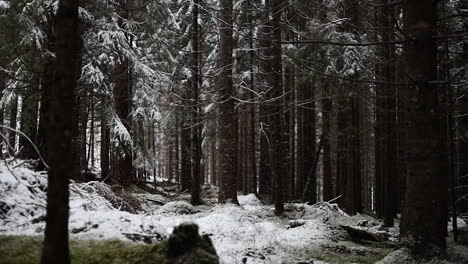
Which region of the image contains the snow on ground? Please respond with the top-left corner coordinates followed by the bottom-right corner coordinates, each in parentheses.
top-left (0, 161), bottom-right (405, 263)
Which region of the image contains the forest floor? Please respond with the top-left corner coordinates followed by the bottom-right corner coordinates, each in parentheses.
top-left (0, 160), bottom-right (467, 263)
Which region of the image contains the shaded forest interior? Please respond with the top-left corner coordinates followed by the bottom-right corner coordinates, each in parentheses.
top-left (1, 0), bottom-right (468, 263)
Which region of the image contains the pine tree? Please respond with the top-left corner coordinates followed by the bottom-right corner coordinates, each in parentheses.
top-left (41, 0), bottom-right (80, 263)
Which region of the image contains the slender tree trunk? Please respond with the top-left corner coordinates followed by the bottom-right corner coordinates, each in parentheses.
top-left (41, 0), bottom-right (79, 262)
top-left (8, 95), bottom-right (17, 155)
top-left (302, 82), bottom-right (316, 204)
top-left (90, 96), bottom-right (95, 168)
top-left (337, 1), bottom-right (363, 215)
top-left (269, 0), bottom-right (286, 215)
top-left (218, 0), bottom-right (238, 203)
top-left (0, 72), bottom-right (4, 147)
top-left (111, 0), bottom-right (134, 186)
top-left (190, 0), bottom-right (202, 205)
top-left (322, 79), bottom-right (333, 201)
top-left (101, 115), bottom-right (110, 181)
top-left (36, 14), bottom-right (55, 169)
top-left (19, 90), bottom-right (39, 159)
top-left (113, 59), bottom-right (133, 186)
top-left (258, 0), bottom-right (272, 198)
top-left (247, 5), bottom-right (257, 194)
top-left (382, 8), bottom-right (397, 227)
top-left (180, 120), bottom-right (192, 191)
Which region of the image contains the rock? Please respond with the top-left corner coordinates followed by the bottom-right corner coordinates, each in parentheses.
top-left (288, 219), bottom-right (307, 229)
top-left (165, 222), bottom-right (219, 264)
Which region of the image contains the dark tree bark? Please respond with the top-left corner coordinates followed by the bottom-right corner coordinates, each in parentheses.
top-left (19, 91), bottom-right (39, 159)
top-left (336, 1), bottom-right (362, 215)
top-left (101, 114), bottom-right (110, 180)
top-left (180, 120), bottom-right (192, 191)
top-left (210, 139), bottom-right (217, 186)
top-left (40, 0), bottom-right (79, 263)
top-left (111, 0), bottom-right (134, 186)
top-left (190, 0), bottom-right (202, 205)
top-left (321, 79), bottom-right (333, 202)
top-left (302, 84), bottom-right (316, 203)
top-left (269, 0), bottom-right (286, 215)
top-left (0, 72), bottom-right (4, 137)
top-left (400, 0), bottom-right (448, 253)
top-left (113, 59), bottom-right (133, 186)
top-left (78, 97), bottom-right (88, 176)
top-left (247, 3), bottom-right (257, 194)
top-left (382, 6), bottom-right (398, 228)
top-left (218, 0), bottom-right (238, 204)
top-left (37, 16), bottom-right (54, 167)
top-left (374, 3), bottom-right (398, 226)
top-left (258, 0), bottom-right (272, 197)
top-left (8, 95), bottom-right (17, 155)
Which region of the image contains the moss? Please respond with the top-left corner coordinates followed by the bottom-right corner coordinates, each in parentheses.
top-left (165, 223), bottom-right (219, 264)
top-left (0, 236), bottom-right (42, 264)
top-left (303, 243), bottom-right (395, 264)
top-left (0, 224), bottom-right (218, 264)
top-left (0, 235), bottom-right (165, 264)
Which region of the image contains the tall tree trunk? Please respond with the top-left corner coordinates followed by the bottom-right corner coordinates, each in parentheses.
top-left (113, 58), bottom-right (133, 186)
top-left (37, 14), bottom-right (55, 169)
top-left (269, 0), bottom-right (286, 215)
top-left (19, 90), bottom-right (39, 159)
top-left (322, 79), bottom-right (333, 201)
top-left (41, 0), bottom-right (79, 262)
top-left (400, 0), bottom-right (447, 253)
top-left (337, 1), bottom-right (363, 215)
top-left (101, 114), bottom-right (110, 181)
top-left (190, 0), bottom-right (202, 205)
top-left (180, 121), bottom-right (192, 191)
top-left (302, 83), bottom-right (316, 203)
top-left (382, 6), bottom-right (398, 227)
top-left (218, 0), bottom-right (238, 203)
top-left (258, 4), bottom-right (271, 198)
top-left (8, 95), bottom-right (17, 155)
top-left (111, 0), bottom-right (134, 187)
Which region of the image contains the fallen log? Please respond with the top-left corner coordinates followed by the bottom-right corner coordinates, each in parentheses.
top-left (340, 225), bottom-right (387, 242)
top-left (146, 198), bottom-right (165, 205)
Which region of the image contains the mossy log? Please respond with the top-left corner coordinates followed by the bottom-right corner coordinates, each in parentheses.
top-left (340, 225), bottom-right (387, 243)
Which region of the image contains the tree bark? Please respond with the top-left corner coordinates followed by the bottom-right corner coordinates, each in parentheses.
top-left (218, 0), bottom-right (238, 204)
top-left (41, 0), bottom-right (79, 263)
top-left (8, 95), bottom-right (17, 155)
top-left (19, 90), bottom-right (39, 159)
top-left (101, 114), bottom-right (110, 181)
top-left (190, 0), bottom-right (202, 205)
top-left (400, 0), bottom-right (448, 253)
top-left (269, 0), bottom-right (286, 215)
top-left (322, 79), bottom-right (333, 201)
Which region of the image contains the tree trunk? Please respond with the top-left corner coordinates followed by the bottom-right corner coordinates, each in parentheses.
top-left (400, 0), bottom-right (447, 253)
top-left (41, 0), bottom-right (79, 263)
top-left (322, 79), bottom-right (333, 201)
top-left (302, 82), bottom-right (316, 204)
top-left (190, 0), bottom-right (202, 205)
top-left (19, 91), bottom-right (39, 159)
top-left (101, 114), bottom-right (110, 181)
top-left (8, 95), bottom-right (17, 155)
top-left (113, 59), bottom-right (133, 186)
top-left (218, 0), bottom-right (238, 204)
top-left (37, 14), bottom-right (55, 169)
top-left (269, 0), bottom-right (286, 215)
top-left (180, 120), bottom-right (191, 191)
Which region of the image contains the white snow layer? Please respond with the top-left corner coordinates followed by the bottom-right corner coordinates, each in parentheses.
top-left (0, 162), bottom-right (421, 263)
